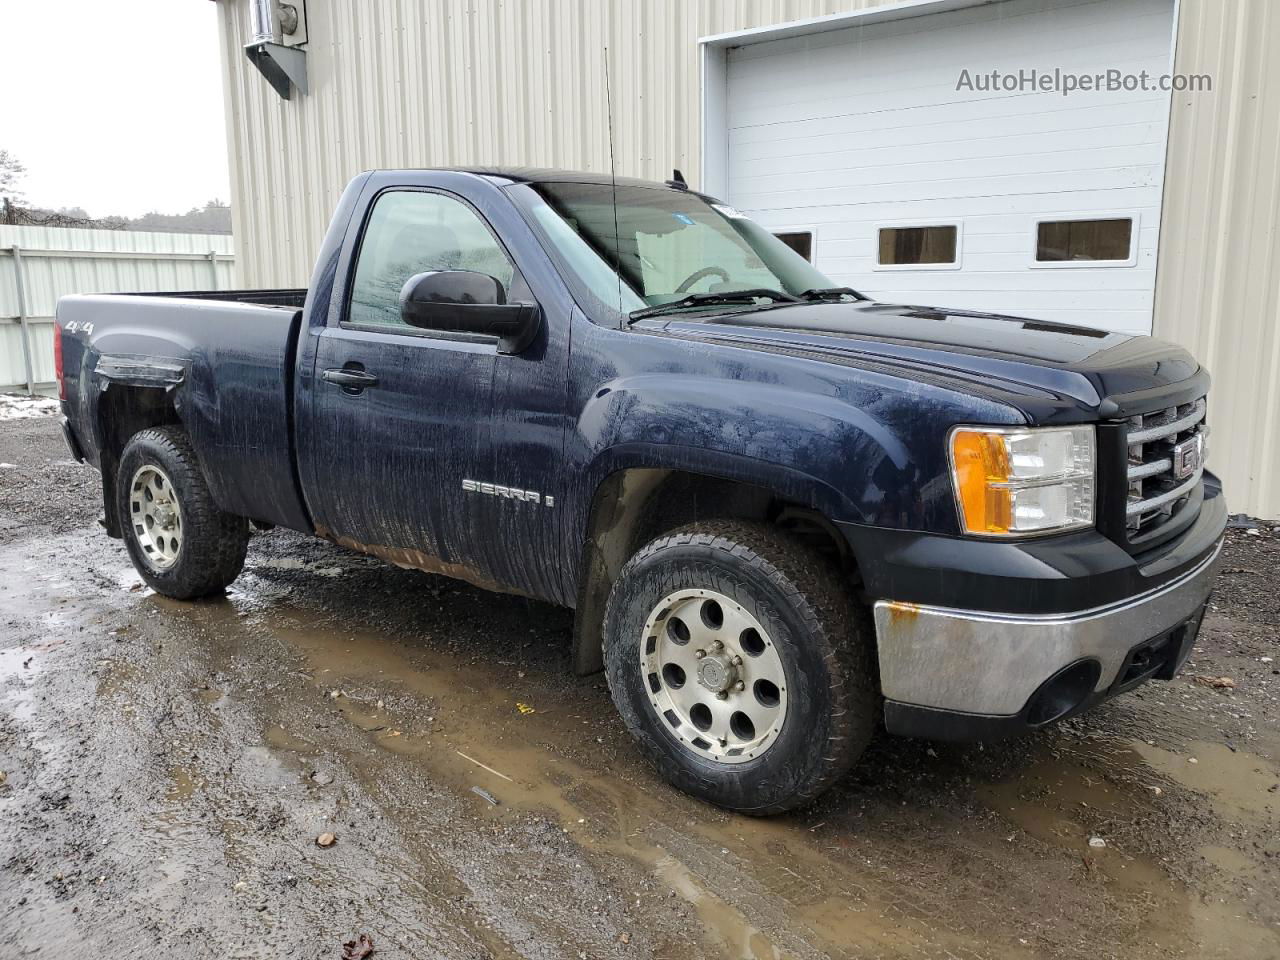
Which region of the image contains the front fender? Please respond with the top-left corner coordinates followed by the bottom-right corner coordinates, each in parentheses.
top-left (576, 374), bottom-right (918, 529)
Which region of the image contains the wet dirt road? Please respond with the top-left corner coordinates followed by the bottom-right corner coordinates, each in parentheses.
top-left (1, 415), bottom-right (1278, 959)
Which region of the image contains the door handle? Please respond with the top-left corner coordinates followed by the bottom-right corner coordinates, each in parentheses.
top-left (322, 367), bottom-right (379, 390)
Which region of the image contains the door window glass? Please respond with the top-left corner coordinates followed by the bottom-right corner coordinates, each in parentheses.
top-left (349, 191), bottom-right (515, 328)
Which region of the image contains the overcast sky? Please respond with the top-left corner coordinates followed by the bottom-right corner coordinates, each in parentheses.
top-left (1, 0), bottom-right (230, 218)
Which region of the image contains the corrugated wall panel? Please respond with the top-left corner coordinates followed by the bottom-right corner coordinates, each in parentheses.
top-left (0, 225), bottom-right (235, 393)
top-left (216, 0), bottom-right (1280, 517)
top-left (1155, 0), bottom-right (1280, 517)
top-left (216, 0), bottom-right (856, 288)
top-left (0, 226), bottom-right (235, 317)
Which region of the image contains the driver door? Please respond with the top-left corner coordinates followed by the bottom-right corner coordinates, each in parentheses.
top-left (305, 188), bottom-right (515, 576)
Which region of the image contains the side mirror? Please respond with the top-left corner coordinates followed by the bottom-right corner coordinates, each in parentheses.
top-left (398, 270), bottom-right (541, 354)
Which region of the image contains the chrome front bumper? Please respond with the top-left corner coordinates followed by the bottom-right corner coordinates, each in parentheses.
top-left (872, 540), bottom-right (1223, 717)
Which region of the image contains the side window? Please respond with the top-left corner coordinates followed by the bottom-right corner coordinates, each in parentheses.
top-left (348, 191), bottom-right (516, 328)
top-left (876, 225), bottom-right (958, 267)
top-left (1035, 218), bottom-right (1134, 263)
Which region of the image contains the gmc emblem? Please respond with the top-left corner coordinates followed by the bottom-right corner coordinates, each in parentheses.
top-left (1172, 434), bottom-right (1203, 480)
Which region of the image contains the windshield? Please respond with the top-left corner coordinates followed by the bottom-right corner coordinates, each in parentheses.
top-left (513, 181), bottom-right (847, 319)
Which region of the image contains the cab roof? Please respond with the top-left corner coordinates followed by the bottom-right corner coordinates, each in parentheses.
top-left (393, 166), bottom-right (696, 192)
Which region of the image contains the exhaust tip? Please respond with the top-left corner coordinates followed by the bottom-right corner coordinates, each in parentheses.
top-left (1025, 659), bottom-right (1101, 727)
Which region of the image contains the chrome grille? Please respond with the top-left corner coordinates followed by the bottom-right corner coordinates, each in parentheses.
top-left (1125, 397), bottom-right (1207, 538)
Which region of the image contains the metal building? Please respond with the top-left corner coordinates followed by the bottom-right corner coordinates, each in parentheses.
top-left (213, 0), bottom-right (1280, 518)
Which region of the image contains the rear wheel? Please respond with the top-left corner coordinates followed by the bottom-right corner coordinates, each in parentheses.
top-left (117, 426), bottom-right (249, 599)
top-left (603, 521), bottom-right (879, 814)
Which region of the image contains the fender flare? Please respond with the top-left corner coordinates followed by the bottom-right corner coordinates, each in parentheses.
top-left (567, 442), bottom-right (861, 675)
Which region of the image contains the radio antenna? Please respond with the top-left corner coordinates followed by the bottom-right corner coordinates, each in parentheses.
top-left (604, 45), bottom-right (624, 318)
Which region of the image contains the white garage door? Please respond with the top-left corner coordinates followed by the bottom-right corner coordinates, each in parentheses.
top-left (724, 0), bottom-right (1176, 335)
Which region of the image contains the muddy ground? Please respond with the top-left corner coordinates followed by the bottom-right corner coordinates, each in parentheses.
top-left (0, 413), bottom-right (1277, 960)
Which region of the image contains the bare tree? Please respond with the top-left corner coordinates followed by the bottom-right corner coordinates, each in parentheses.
top-left (0, 149), bottom-right (26, 205)
top-left (0, 151), bottom-right (230, 233)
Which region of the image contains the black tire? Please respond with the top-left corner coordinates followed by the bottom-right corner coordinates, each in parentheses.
top-left (603, 520), bottom-right (879, 815)
top-left (116, 426), bottom-right (250, 600)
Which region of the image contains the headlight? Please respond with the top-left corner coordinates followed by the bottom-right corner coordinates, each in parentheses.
top-left (949, 425), bottom-right (1095, 536)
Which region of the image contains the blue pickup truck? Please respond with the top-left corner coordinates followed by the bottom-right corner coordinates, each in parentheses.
top-left (54, 168), bottom-right (1225, 814)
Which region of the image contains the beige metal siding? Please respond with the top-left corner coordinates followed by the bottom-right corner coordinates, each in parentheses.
top-left (215, 0), bottom-right (895, 287)
top-left (1156, 0), bottom-right (1280, 518)
top-left (216, 0), bottom-right (1280, 516)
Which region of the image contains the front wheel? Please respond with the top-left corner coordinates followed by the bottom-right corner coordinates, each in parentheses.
top-left (116, 426), bottom-right (250, 599)
top-left (603, 521), bottom-right (879, 814)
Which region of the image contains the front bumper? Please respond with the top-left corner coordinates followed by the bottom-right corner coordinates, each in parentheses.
top-left (846, 475), bottom-right (1227, 741)
top-left (872, 539), bottom-right (1221, 738)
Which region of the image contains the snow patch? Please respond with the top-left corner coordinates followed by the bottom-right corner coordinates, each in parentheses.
top-left (0, 393), bottom-right (60, 421)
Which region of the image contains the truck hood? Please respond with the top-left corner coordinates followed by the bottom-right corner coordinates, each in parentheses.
top-left (635, 300), bottom-right (1205, 418)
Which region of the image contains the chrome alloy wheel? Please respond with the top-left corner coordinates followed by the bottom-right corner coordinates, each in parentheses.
top-left (640, 589), bottom-right (788, 764)
top-left (129, 464), bottom-right (183, 570)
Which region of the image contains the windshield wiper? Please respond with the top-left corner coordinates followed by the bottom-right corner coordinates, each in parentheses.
top-left (797, 287), bottom-right (863, 302)
top-left (627, 288), bottom-right (799, 322)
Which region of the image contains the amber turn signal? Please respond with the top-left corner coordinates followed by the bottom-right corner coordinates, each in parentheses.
top-left (951, 430), bottom-right (1015, 534)
top-left (949, 426), bottom-right (1095, 537)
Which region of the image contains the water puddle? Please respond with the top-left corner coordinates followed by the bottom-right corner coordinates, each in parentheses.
top-left (165, 765), bottom-right (203, 803)
top-left (1128, 739), bottom-right (1279, 818)
top-left (977, 734), bottom-right (1278, 957)
top-left (653, 854), bottom-right (783, 959)
top-left (978, 739), bottom-right (1169, 889)
top-left (0, 645), bottom-right (40, 683)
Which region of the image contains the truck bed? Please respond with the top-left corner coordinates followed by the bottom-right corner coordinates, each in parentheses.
top-left (57, 291), bottom-right (313, 535)
top-left (128, 288), bottom-right (309, 308)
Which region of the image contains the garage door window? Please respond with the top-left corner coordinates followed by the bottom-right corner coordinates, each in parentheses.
top-left (876, 225), bottom-right (958, 269)
top-left (773, 231), bottom-right (813, 262)
top-left (1035, 218), bottom-right (1135, 266)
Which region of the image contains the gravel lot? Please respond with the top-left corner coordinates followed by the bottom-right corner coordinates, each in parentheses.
top-left (1, 411), bottom-right (1277, 959)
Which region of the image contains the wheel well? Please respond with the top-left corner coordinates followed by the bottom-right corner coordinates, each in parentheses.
top-left (97, 386), bottom-right (181, 538)
top-left (571, 468), bottom-right (856, 675)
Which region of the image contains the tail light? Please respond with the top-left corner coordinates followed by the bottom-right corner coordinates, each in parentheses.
top-left (53, 324), bottom-right (66, 400)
